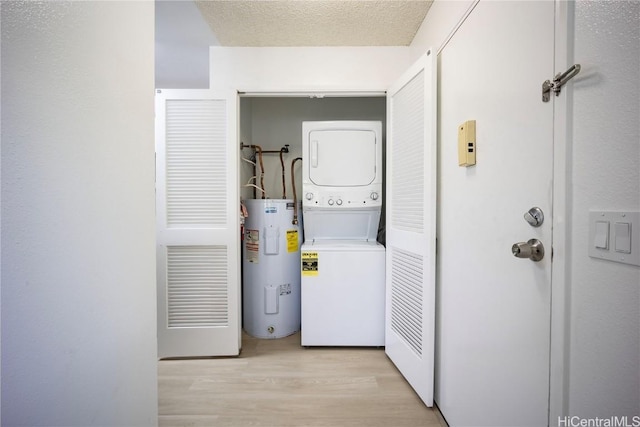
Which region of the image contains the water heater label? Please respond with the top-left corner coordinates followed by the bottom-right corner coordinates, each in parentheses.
top-left (265, 206), bottom-right (277, 214)
top-left (301, 252), bottom-right (318, 276)
top-left (245, 229), bottom-right (259, 263)
top-left (286, 230), bottom-right (299, 253)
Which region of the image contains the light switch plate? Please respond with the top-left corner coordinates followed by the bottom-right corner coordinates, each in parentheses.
top-left (588, 210), bottom-right (640, 266)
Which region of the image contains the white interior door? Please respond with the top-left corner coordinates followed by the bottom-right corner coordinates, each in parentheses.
top-left (436, 2), bottom-right (555, 425)
top-left (385, 50), bottom-right (437, 406)
top-left (155, 89), bottom-right (240, 358)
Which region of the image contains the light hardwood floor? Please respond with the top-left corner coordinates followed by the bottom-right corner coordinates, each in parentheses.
top-left (158, 332), bottom-right (444, 427)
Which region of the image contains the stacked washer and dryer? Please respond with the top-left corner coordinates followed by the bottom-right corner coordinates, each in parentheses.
top-left (300, 121), bottom-right (385, 346)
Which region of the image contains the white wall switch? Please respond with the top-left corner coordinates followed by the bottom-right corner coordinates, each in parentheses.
top-left (594, 221), bottom-right (609, 249)
top-left (589, 211), bottom-right (640, 266)
top-left (614, 222), bottom-right (631, 253)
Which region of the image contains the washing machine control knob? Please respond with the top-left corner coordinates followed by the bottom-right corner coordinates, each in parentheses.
top-left (370, 192), bottom-right (379, 201)
top-left (336, 199), bottom-right (343, 206)
top-left (328, 199), bottom-right (335, 206)
top-left (305, 192), bottom-right (314, 200)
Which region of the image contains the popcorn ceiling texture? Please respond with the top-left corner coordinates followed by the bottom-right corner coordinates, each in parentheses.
top-left (196, 1), bottom-right (432, 46)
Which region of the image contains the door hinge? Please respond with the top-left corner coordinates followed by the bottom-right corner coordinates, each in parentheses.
top-left (542, 64), bottom-right (581, 102)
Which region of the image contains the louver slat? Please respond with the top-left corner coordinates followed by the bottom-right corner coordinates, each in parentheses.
top-left (166, 100), bottom-right (227, 227)
top-left (391, 70), bottom-right (425, 234)
top-left (167, 246), bottom-right (228, 328)
top-left (390, 247), bottom-right (423, 357)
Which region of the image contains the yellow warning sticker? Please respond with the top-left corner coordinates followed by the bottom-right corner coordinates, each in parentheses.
top-left (301, 252), bottom-right (318, 276)
top-left (286, 230), bottom-right (299, 253)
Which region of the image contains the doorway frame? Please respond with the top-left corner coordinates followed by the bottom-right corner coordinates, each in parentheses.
top-left (549, 0), bottom-right (572, 422)
top-left (235, 90), bottom-right (389, 348)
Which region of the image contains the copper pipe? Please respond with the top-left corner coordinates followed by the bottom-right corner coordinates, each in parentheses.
top-left (252, 156), bottom-right (257, 199)
top-left (291, 157), bottom-right (303, 225)
top-left (249, 145), bottom-right (265, 199)
top-left (279, 148), bottom-right (287, 199)
top-left (241, 143), bottom-right (290, 199)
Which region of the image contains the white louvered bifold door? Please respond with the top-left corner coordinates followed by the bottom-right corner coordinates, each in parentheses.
top-left (385, 50), bottom-right (436, 406)
top-left (155, 89), bottom-right (240, 358)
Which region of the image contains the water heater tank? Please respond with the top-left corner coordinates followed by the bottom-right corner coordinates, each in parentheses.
top-left (242, 199), bottom-right (302, 338)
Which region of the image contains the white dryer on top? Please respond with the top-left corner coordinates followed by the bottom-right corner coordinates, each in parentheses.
top-left (301, 120), bottom-right (383, 241)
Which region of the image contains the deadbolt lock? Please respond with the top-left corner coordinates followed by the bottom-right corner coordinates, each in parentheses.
top-left (512, 239), bottom-right (545, 262)
top-left (524, 207), bottom-right (544, 227)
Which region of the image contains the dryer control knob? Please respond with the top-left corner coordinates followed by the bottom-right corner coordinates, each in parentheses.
top-left (336, 199), bottom-right (343, 206)
top-left (305, 192), bottom-right (314, 200)
top-left (328, 199), bottom-right (334, 206)
top-left (370, 192), bottom-right (379, 201)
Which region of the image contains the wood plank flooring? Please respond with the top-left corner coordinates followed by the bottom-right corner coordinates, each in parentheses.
top-left (158, 332), bottom-right (443, 427)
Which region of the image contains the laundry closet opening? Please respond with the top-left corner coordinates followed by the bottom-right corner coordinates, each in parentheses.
top-left (238, 94), bottom-right (387, 344)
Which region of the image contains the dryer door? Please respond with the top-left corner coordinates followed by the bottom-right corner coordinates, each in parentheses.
top-left (308, 129), bottom-right (377, 187)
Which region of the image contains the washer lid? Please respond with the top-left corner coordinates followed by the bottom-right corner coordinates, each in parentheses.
top-left (308, 129), bottom-right (377, 187)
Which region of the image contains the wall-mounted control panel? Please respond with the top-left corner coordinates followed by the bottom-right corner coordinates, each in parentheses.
top-left (458, 120), bottom-right (476, 167)
top-left (588, 210), bottom-right (640, 267)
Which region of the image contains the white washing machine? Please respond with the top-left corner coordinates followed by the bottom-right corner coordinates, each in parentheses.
top-left (301, 120), bottom-right (385, 346)
top-left (300, 240), bottom-right (385, 346)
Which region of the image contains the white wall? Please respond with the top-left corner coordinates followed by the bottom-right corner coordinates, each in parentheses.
top-left (210, 46), bottom-right (411, 92)
top-left (409, 0), bottom-right (475, 60)
top-left (155, 0), bottom-right (218, 88)
top-left (1, 2), bottom-right (158, 425)
top-left (568, 0), bottom-right (640, 418)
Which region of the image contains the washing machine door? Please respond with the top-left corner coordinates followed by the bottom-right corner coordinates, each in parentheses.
top-left (308, 128), bottom-right (377, 187)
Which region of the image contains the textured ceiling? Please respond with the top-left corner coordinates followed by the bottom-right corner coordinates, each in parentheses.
top-left (195, 1), bottom-right (433, 47)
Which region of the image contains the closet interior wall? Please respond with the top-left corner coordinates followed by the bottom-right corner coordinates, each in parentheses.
top-left (239, 96), bottom-right (386, 209)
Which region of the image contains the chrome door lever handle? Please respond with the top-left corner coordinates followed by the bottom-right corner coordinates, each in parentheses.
top-left (512, 239), bottom-right (545, 262)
